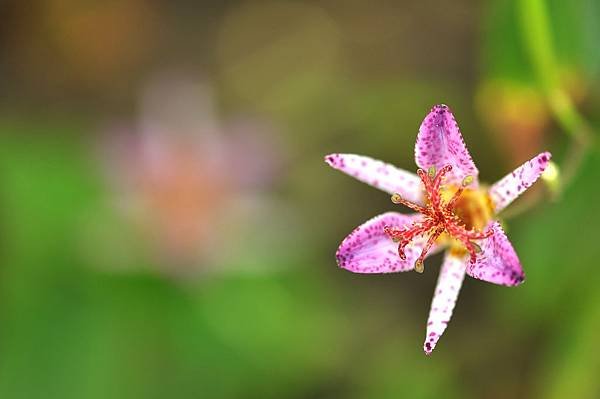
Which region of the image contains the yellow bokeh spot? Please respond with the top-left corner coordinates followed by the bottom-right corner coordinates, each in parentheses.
top-left (541, 161), bottom-right (560, 194)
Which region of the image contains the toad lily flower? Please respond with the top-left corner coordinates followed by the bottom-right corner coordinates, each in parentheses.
top-left (325, 104), bottom-right (551, 355)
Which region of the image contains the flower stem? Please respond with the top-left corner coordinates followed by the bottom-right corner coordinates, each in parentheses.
top-left (517, 0), bottom-right (595, 196)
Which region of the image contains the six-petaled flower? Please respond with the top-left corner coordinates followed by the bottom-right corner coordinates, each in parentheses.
top-left (325, 104), bottom-right (551, 355)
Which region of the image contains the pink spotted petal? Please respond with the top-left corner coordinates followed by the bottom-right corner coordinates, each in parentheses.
top-left (415, 104), bottom-right (479, 187)
top-left (424, 253), bottom-right (467, 355)
top-left (325, 153), bottom-right (423, 204)
top-left (466, 221), bottom-right (525, 286)
top-left (336, 212), bottom-right (434, 274)
top-left (488, 152), bottom-right (552, 214)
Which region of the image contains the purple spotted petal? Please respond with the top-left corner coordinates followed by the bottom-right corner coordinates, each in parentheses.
top-left (415, 104), bottom-right (479, 187)
top-left (466, 221), bottom-right (524, 286)
top-left (325, 153), bottom-right (423, 204)
top-left (336, 212), bottom-right (434, 274)
top-left (424, 253), bottom-right (467, 355)
top-left (488, 152), bottom-right (552, 214)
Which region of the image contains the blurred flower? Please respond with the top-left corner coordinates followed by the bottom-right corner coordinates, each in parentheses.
top-left (476, 80), bottom-right (549, 165)
top-left (325, 104), bottom-right (551, 355)
top-left (99, 73), bottom-right (282, 277)
top-left (476, 70), bottom-right (589, 166)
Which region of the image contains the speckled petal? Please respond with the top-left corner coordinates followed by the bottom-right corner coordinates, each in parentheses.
top-left (325, 153), bottom-right (423, 204)
top-left (336, 212), bottom-right (433, 273)
top-left (489, 152), bottom-right (552, 214)
top-left (466, 221), bottom-right (524, 286)
top-left (424, 253), bottom-right (467, 355)
top-left (415, 104), bottom-right (479, 187)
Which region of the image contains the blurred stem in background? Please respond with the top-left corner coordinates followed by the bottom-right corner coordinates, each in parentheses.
top-left (518, 0), bottom-right (595, 194)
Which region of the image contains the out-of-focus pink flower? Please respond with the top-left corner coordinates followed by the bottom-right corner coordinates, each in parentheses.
top-left (325, 104), bottom-right (551, 355)
top-left (102, 74), bottom-right (280, 276)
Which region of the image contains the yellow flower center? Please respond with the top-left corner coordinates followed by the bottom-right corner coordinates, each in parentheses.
top-left (439, 185), bottom-right (494, 257)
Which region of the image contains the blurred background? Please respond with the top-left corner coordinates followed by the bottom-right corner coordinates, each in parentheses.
top-left (0, 0), bottom-right (599, 398)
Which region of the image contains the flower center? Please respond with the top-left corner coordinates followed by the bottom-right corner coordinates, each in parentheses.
top-left (384, 165), bottom-right (494, 273)
top-left (440, 185), bottom-right (494, 231)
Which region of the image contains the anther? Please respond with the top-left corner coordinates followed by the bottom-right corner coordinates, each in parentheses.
top-left (389, 192), bottom-right (429, 214)
top-left (414, 259), bottom-right (424, 273)
top-left (462, 175), bottom-right (473, 187)
top-left (391, 193), bottom-right (403, 204)
top-left (428, 166), bottom-right (436, 178)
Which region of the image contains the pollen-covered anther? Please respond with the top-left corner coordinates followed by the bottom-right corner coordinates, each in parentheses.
top-left (427, 166), bottom-right (437, 179)
top-left (462, 175), bottom-right (474, 187)
top-left (415, 259), bottom-right (424, 273)
top-left (445, 175), bottom-right (473, 211)
top-left (390, 193), bottom-right (428, 214)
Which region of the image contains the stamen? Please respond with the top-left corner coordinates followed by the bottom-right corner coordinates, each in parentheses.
top-left (414, 226), bottom-right (444, 273)
top-left (391, 193), bottom-right (428, 214)
top-left (462, 175), bottom-right (474, 187)
top-left (417, 168), bottom-right (433, 193)
top-left (414, 259), bottom-right (424, 273)
top-left (428, 166), bottom-right (436, 179)
top-left (445, 175), bottom-right (473, 211)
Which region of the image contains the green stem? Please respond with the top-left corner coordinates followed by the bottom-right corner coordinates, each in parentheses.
top-left (517, 0), bottom-right (594, 196)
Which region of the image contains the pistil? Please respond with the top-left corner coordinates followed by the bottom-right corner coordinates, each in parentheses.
top-left (384, 165), bottom-right (493, 273)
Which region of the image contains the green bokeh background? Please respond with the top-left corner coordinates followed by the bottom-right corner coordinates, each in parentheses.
top-left (0, 1), bottom-right (599, 398)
